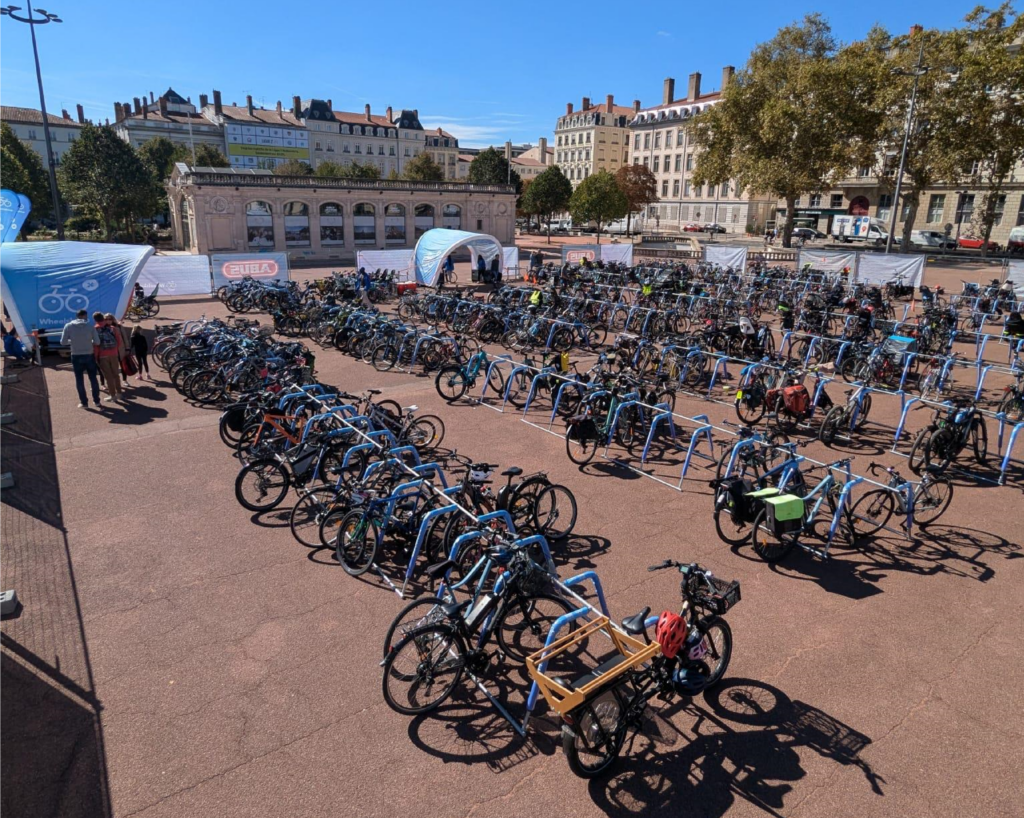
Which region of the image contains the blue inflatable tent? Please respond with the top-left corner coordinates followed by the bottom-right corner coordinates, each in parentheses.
top-left (413, 228), bottom-right (502, 287)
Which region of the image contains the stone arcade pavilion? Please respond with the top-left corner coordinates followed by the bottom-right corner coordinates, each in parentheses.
top-left (167, 164), bottom-right (517, 262)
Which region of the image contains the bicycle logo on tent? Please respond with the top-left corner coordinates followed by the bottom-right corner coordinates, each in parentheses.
top-left (0, 197), bottom-right (13, 208)
top-left (38, 284), bottom-right (91, 314)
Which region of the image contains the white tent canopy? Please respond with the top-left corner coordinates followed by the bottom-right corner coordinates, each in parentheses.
top-left (413, 228), bottom-right (502, 287)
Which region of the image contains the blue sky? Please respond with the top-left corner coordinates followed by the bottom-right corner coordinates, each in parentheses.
top-left (1, 0), bottom-right (980, 148)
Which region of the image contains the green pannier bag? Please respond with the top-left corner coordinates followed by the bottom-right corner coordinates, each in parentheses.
top-left (764, 494), bottom-right (804, 535)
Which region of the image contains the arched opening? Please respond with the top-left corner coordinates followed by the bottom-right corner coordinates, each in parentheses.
top-left (353, 203), bottom-right (376, 245)
top-left (414, 204), bottom-right (435, 240)
top-left (320, 202), bottom-right (344, 246)
top-left (442, 203), bottom-right (461, 230)
top-left (385, 203), bottom-right (406, 245)
top-left (283, 201), bottom-right (310, 246)
top-left (246, 201), bottom-right (274, 248)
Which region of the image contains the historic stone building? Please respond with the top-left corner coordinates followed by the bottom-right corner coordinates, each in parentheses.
top-left (167, 164), bottom-right (516, 261)
top-left (554, 95), bottom-right (636, 186)
top-left (1, 104), bottom-right (86, 165)
top-left (113, 89), bottom-right (225, 152)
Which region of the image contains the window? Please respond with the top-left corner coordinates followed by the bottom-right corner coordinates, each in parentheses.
top-left (672, 179), bottom-right (680, 197)
top-left (442, 203), bottom-right (461, 230)
top-left (674, 155), bottom-right (682, 172)
top-left (341, 125), bottom-right (350, 134)
top-left (707, 185), bottom-right (715, 198)
top-left (558, 136), bottom-right (563, 146)
top-left (661, 180), bottom-right (668, 197)
top-left (378, 146), bottom-right (384, 155)
top-left (654, 132), bottom-right (661, 149)
top-left (283, 202), bottom-right (310, 247)
top-left (586, 132), bottom-right (591, 143)
top-left (680, 205), bottom-right (689, 220)
top-left (926, 194), bottom-right (946, 223)
top-left (315, 141), bottom-right (322, 151)
top-left (653, 156), bottom-right (660, 173)
top-left (354, 144), bottom-right (362, 154)
top-left (666, 130), bottom-right (674, 145)
top-left (385, 203), bottom-right (406, 245)
top-left (683, 180), bottom-right (691, 197)
top-left (829, 194), bottom-right (843, 209)
top-left (991, 194), bottom-right (1007, 226)
top-left (642, 157), bottom-right (649, 168)
top-left (246, 201), bottom-right (274, 248)
top-left (326, 144), bottom-right (334, 152)
top-left (643, 133), bottom-right (650, 149)
top-left (585, 148), bottom-right (590, 160)
top-left (693, 184), bottom-right (702, 198)
top-left (676, 132), bottom-right (684, 146)
top-left (685, 154), bottom-right (693, 171)
top-left (414, 203), bottom-right (435, 239)
top-left (320, 202), bottom-right (344, 246)
top-left (343, 142), bottom-right (350, 153)
top-left (809, 193), bottom-right (821, 207)
top-left (27, 129), bottom-right (37, 140)
top-left (634, 134), bottom-right (640, 149)
top-left (476, 219), bottom-right (483, 230)
top-left (404, 147), bottom-right (410, 157)
top-left (353, 203), bottom-right (376, 244)
top-left (877, 194), bottom-right (893, 221)
top-left (389, 146), bottom-right (395, 156)
top-left (858, 167), bottom-right (871, 178)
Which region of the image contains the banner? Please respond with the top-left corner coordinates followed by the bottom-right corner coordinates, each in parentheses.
top-left (356, 249), bottom-right (415, 282)
top-left (0, 241), bottom-right (153, 340)
top-left (0, 189), bottom-right (31, 243)
top-left (211, 252), bottom-right (290, 289)
top-left (704, 244), bottom-right (748, 270)
top-left (856, 253), bottom-right (925, 288)
top-left (136, 255), bottom-right (212, 297)
top-left (561, 245), bottom-right (600, 264)
top-left (600, 244), bottom-right (634, 266)
top-left (502, 246), bottom-right (521, 280)
top-left (798, 248), bottom-right (857, 274)
top-left (1006, 259), bottom-right (1024, 293)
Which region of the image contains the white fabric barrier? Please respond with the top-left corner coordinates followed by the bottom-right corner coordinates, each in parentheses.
top-left (798, 248), bottom-right (858, 274)
top-left (502, 246), bottom-right (521, 280)
top-left (856, 253), bottom-right (925, 288)
top-left (211, 252), bottom-right (290, 289)
top-left (1006, 259), bottom-right (1024, 297)
top-left (136, 255), bottom-right (212, 296)
top-left (357, 249), bottom-right (415, 283)
top-left (600, 244), bottom-right (634, 266)
top-left (703, 245), bottom-right (748, 270)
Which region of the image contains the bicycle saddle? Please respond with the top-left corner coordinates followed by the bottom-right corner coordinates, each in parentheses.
top-left (403, 405), bottom-right (418, 413)
top-left (621, 606), bottom-right (651, 636)
top-left (367, 389), bottom-right (382, 395)
top-left (501, 466), bottom-right (523, 477)
top-left (424, 559), bottom-right (456, 580)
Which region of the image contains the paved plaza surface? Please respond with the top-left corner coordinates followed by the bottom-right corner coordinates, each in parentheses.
top-left (2, 260), bottom-right (1022, 818)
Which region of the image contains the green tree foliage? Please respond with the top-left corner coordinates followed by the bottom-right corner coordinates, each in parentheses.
top-left (274, 159), bottom-right (313, 176)
top-left (568, 170), bottom-right (628, 243)
top-left (174, 142), bottom-right (230, 168)
top-left (615, 165), bottom-right (657, 235)
top-left (57, 124), bottom-right (158, 239)
top-left (0, 122), bottom-right (52, 226)
top-left (138, 136), bottom-right (178, 179)
top-left (522, 165), bottom-right (573, 243)
top-left (402, 152), bottom-right (446, 182)
top-left (468, 147), bottom-right (522, 193)
top-left (314, 160), bottom-right (381, 180)
top-left (686, 14), bottom-right (882, 247)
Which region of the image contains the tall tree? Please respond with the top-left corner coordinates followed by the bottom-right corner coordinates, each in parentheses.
top-left (0, 122), bottom-right (52, 224)
top-left (468, 147), bottom-right (522, 193)
top-left (568, 170), bottom-right (628, 243)
top-left (615, 165), bottom-right (657, 236)
top-left (58, 124), bottom-right (156, 239)
top-left (686, 14), bottom-right (882, 247)
top-left (402, 152), bottom-right (445, 182)
top-left (174, 142), bottom-right (230, 168)
top-left (522, 165), bottom-right (573, 243)
top-left (314, 160), bottom-right (381, 180)
top-left (274, 159), bottom-right (313, 176)
top-left (138, 136), bottom-right (178, 179)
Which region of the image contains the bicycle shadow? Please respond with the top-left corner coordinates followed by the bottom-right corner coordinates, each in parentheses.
top-left (588, 678), bottom-right (883, 817)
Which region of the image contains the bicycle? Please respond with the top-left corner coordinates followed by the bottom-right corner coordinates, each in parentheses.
top-left (908, 399), bottom-right (988, 475)
top-left (847, 462), bottom-right (954, 538)
top-left (434, 348), bottom-right (506, 402)
top-left (818, 384), bottom-right (873, 447)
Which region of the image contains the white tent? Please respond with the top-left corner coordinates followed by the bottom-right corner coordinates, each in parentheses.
top-left (413, 228), bottom-right (503, 287)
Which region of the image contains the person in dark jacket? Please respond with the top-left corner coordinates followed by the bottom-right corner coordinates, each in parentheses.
top-left (476, 254), bottom-right (487, 283)
top-left (131, 325), bottom-right (150, 380)
top-left (489, 255), bottom-right (501, 292)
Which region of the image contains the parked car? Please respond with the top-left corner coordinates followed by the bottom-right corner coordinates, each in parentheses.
top-left (703, 223), bottom-right (727, 234)
top-left (682, 223), bottom-right (703, 232)
top-left (792, 227), bottom-right (826, 241)
top-left (911, 230), bottom-right (958, 250)
top-left (957, 235), bottom-right (1000, 252)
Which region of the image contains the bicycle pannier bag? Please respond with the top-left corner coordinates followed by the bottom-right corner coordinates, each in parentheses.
top-left (716, 476), bottom-right (765, 524)
top-left (566, 413), bottom-right (598, 442)
top-left (782, 384), bottom-right (810, 415)
top-left (764, 494), bottom-right (804, 535)
top-left (290, 445), bottom-right (320, 480)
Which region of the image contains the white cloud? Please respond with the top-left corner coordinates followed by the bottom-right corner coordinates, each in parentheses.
top-left (657, 30), bottom-right (672, 37)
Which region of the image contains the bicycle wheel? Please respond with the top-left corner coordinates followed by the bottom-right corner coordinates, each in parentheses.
top-left (371, 342), bottom-right (397, 372)
top-left (504, 370), bottom-right (531, 408)
top-left (532, 484), bottom-right (578, 540)
top-left (818, 405), bottom-right (848, 447)
top-left (334, 511), bottom-right (379, 576)
top-left (496, 593), bottom-right (575, 661)
top-left (970, 417), bottom-right (988, 465)
top-left (234, 460), bottom-right (290, 511)
top-left (562, 691), bottom-right (627, 779)
top-left (713, 491), bottom-right (754, 547)
top-left (750, 509), bottom-right (798, 562)
top-left (997, 391), bottom-right (1024, 423)
top-left (289, 486), bottom-right (341, 548)
top-left (566, 428), bottom-right (599, 465)
top-left (913, 474), bottom-right (953, 526)
top-left (408, 415), bottom-right (445, 450)
top-left (735, 389), bottom-right (766, 425)
top-left (847, 489), bottom-right (895, 538)
top-left (382, 597), bottom-right (452, 659)
top-left (699, 618), bottom-right (733, 689)
top-left (923, 428), bottom-right (955, 473)
top-left (435, 365), bottom-right (469, 402)
top-left (908, 429), bottom-right (932, 474)
top-left (382, 624), bottom-right (465, 715)
top-left (485, 365), bottom-right (506, 400)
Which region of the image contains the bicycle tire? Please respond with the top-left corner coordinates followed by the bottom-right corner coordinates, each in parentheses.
top-left (382, 596), bottom-right (452, 659)
top-left (750, 509), bottom-right (798, 562)
top-left (289, 486), bottom-right (341, 547)
top-left (566, 431), bottom-right (599, 465)
top-left (971, 417), bottom-right (988, 465)
top-left (562, 691), bottom-right (627, 779)
top-left (381, 624), bottom-right (465, 715)
top-left (235, 459), bottom-right (290, 511)
top-left (532, 483), bottom-right (578, 540)
top-left (334, 511), bottom-right (378, 576)
top-left (908, 429), bottom-right (932, 474)
top-left (700, 618), bottom-right (733, 689)
top-left (914, 474), bottom-right (953, 526)
top-left (847, 489), bottom-right (895, 538)
top-left (713, 491), bottom-right (755, 546)
top-left (495, 593), bottom-right (575, 661)
top-left (435, 365), bottom-right (469, 402)
top-left (408, 415), bottom-right (445, 451)
top-left (923, 428), bottom-right (955, 473)
top-left (818, 405), bottom-right (848, 447)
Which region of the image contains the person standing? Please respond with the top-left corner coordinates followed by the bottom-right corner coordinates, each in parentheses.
top-left (476, 253), bottom-right (487, 284)
top-left (61, 309), bottom-right (101, 408)
top-left (357, 267), bottom-right (373, 309)
top-left (131, 325), bottom-right (150, 380)
top-left (489, 254), bottom-right (502, 293)
top-left (93, 312), bottom-right (124, 402)
top-left (111, 315), bottom-right (133, 387)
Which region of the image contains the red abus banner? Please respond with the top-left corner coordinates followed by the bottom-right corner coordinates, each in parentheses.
top-left (211, 252), bottom-right (289, 288)
top-left (565, 249), bottom-right (596, 263)
top-left (221, 259), bottom-right (279, 279)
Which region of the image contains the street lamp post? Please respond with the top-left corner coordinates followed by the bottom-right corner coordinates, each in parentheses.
top-left (885, 40), bottom-right (929, 255)
top-left (1, 2), bottom-right (65, 239)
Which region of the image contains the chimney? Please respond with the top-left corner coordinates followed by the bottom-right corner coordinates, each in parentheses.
top-left (365, 103), bottom-right (371, 120)
top-left (76, 104), bottom-right (85, 123)
top-left (213, 90), bottom-right (223, 116)
top-left (910, 24), bottom-right (923, 36)
top-left (566, 102), bottom-right (573, 116)
top-left (721, 66), bottom-right (735, 89)
top-left (663, 78), bottom-right (675, 105)
top-left (606, 94), bottom-right (614, 113)
top-left (292, 95), bottom-right (301, 116)
top-left (113, 102), bottom-right (122, 122)
top-left (199, 93), bottom-right (208, 109)
top-left (150, 91), bottom-right (155, 103)
top-left (582, 96), bottom-right (591, 111)
top-left (246, 95), bottom-right (254, 115)
top-left (538, 137), bottom-right (547, 164)
top-left (61, 108), bottom-right (71, 121)
top-left (386, 106), bottom-right (393, 121)
top-left (159, 96), bottom-right (168, 117)
top-left (327, 99), bottom-right (333, 111)
top-left (687, 72), bottom-right (702, 101)
top-left (123, 102), bottom-right (132, 119)
top-left (133, 97), bottom-right (142, 115)
top-left (276, 100), bottom-right (282, 113)
top-left (505, 141), bottom-right (512, 161)
top-left (633, 99), bottom-right (641, 113)
top-left (413, 109), bottom-right (418, 118)
top-left (143, 105), bottom-right (148, 120)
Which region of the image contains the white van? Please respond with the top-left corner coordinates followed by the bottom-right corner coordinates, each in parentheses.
top-left (831, 215), bottom-right (889, 246)
top-left (912, 230), bottom-right (957, 250)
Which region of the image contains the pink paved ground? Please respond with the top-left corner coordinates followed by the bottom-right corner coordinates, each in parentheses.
top-left (2, 260), bottom-right (1022, 818)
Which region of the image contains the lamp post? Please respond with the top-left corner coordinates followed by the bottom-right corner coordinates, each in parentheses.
top-left (885, 40), bottom-right (929, 254)
top-left (1, 2), bottom-right (65, 240)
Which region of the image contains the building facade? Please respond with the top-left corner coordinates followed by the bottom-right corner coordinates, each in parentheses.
top-left (1, 105), bottom-right (85, 165)
top-left (113, 89), bottom-right (225, 151)
top-left (424, 128), bottom-right (460, 179)
top-left (554, 95), bottom-right (636, 186)
top-left (167, 164), bottom-right (517, 261)
top-left (512, 138), bottom-right (554, 181)
top-left (627, 70), bottom-right (775, 235)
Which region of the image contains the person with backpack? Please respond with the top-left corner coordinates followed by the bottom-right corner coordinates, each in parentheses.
top-left (93, 311), bottom-right (124, 401)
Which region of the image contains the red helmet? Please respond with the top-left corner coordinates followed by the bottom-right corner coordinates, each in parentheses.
top-left (655, 611), bottom-right (687, 659)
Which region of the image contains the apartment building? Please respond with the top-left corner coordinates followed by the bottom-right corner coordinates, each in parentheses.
top-left (424, 128), bottom-right (460, 179)
top-left (627, 69), bottom-right (774, 235)
top-left (554, 95), bottom-right (636, 186)
top-left (201, 92), bottom-right (309, 170)
top-left (512, 138), bottom-right (555, 181)
top-left (113, 89), bottom-right (225, 151)
top-left (1, 105), bottom-right (85, 165)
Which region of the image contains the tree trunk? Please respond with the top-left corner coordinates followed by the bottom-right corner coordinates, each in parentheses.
top-left (546, 211), bottom-right (551, 244)
top-left (781, 196), bottom-right (796, 248)
top-left (626, 210), bottom-right (632, 236)
top-left (899, 192), bottom-right (920, 254)
top-left (596, 220), bottom-right (601, 244)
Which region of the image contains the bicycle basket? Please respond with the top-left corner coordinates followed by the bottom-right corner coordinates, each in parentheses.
top-left (764, 494), bottom-right (804, 535)
top-left (693, 575), bottom-right (741, 615)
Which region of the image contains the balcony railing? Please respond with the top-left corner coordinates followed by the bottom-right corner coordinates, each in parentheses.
top-left (184, 172), bottom-right (516, 194)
